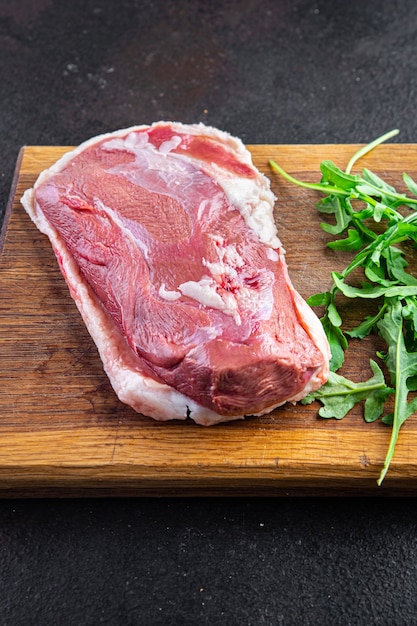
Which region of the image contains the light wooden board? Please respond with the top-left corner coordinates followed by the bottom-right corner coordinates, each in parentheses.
top-left (1, 143), bottom-right (417, 497)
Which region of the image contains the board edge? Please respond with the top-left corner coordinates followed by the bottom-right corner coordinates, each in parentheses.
top-left (0, 146), bottom-right (26, 255)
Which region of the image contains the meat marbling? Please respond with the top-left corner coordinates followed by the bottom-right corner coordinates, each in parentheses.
top-left (21, 121), bottom-right (330, 425)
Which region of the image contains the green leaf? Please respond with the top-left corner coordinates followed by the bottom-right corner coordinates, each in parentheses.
top-left (376, 300), bottom-right (417, 484)
top-left (347, 304), bottom-right (387, 339)
top-left (403, 296), bottom-right (417, 328)
top-left (327, 302), bottom-right (342, 327)
top-left (306, 291), bottom-right (330, 307)
top-left (301, 360), bottom-right (393, 421)
top-left (364, 385), bottom-right (394, 422)
top-left (327, 228), bottom-right (366, 251)
top-left (353, 205), bottom-right (376, 221)
top-left (357, 171), bottom-right (411, 211)
top-left (320, 196), bottom-right (352, 235)
top-left (373, 202), bottom-right (388, 223)
top-left (332, 272), bottom-right (417, 300)
top-left (321, 316), bottom-right (348, 372)
top-left (320, 160), bottom-right (361, 191)
top-left (403, 172), bottom-right (417, 197)
top-left (377, 299), bottom-right (417, 385)
top-left (356, 182), bottom-right (385, 197)
top-left (316, 195), bottom-right (340, 215)
top-left (366, 222), bottom-right (417, 268)
top-left (321, 221), bottom-right (351, 236)
top-left (364, 260), bottom-right (392, 286)
top-left (361, 168), bottom-right (398, 194)
top-left (380, 397), bottom-right (417, 425)
top-left (381, 412), bottom-right (394, 426)
top-left (385, 247), bottom-right (417, 286)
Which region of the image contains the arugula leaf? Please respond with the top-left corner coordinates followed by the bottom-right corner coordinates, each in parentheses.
top-left (331, 274), bottom-right (417, 300)
top-left (362, 168), bottom-right (398, 195)
top-left (376, 300), bottom-right (417, 484)
top-left (403, 172), bottom-right (417, 197)
top-left (382, 396), bottom-right (417, 425)
top-left (387, 247), bottom-right (417, 285)
top-left (320, 160), bottom-right (361, 191)
top-left (306, 291), bottom-right (330, 307)
top-left (347, 304), bottom-right (387, 339)
top-left (301, 360), bottom-right (393, 422)
top-left (403, 295), bottom-right (417, 332)
top-left (327, 228), bottom-right (366, 251)
top-left (320, 314), bottom-right (348, 372)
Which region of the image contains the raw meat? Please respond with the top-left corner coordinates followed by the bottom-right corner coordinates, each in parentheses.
top-left (21, 122), bottom-right (330, 425)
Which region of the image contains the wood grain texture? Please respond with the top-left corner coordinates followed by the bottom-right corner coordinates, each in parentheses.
top-left (1, 143), bottom-right (417, 497)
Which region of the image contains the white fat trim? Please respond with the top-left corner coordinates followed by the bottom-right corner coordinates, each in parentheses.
top-left (34, 121), bottom-right (281, 255)
top-left (203, 260), bottom-right (238, 280)
top-left (28, 120), bottom-right (252, 189)
top-left (219, 178), bottom-right (281, 249)
top-left (236, 284), bottom-right (274, 321)
top-left (102, 132), bottom-right (150, 154)
top-left (158, 135), bottom-right (182, 154)
top-left (223, 244), bottom-right (245, 268)
top-left (178, 276), bottom-right (228, 310)
top-left (158, 283), bottom-right (181, 301)
top-left (101, 138), bottom-right (129, 152)
top-left (92, 197), bottom-right (150, 259)
top-left (197, 199), bottom-right (212, 221)
top-left (178, 276), bottom-right (241, 323)
top-left (86, 123), bottom-right (281, 256)
top-left (209, 233), bottom-right (224, 246)
top-left (266, 247), bottom-right (279, 261)
top-left (203, 242), bottom-right (244, 281)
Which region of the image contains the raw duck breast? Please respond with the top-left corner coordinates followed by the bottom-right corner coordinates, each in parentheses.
top-left (21, 122), bottom-right (330, 425)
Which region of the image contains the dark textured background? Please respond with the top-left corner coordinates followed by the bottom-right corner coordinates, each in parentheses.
top-left (1, 1), bottom-right (417, 624)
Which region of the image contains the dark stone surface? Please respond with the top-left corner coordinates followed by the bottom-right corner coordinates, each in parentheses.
top-left (2, 497), bottom-right (417, 626)
top-left (1, 1), bottom-right (417, 624)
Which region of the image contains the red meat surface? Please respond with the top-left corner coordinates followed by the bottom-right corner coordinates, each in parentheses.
top-left (22, 122), bottom-right (329, 425)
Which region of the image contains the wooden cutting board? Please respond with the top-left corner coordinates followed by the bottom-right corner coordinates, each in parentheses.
top-left (1, 143), bottom-right (417, 497)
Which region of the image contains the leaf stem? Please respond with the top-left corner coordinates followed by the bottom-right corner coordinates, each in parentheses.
top-left (317, 382), bottom-right (388, 398)
top-left (345, 129), bottom-right (400, 174)
top-left (377, 321), bottom-right (404, 485)
top-left (269, 160), bottom-right (349, 196)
